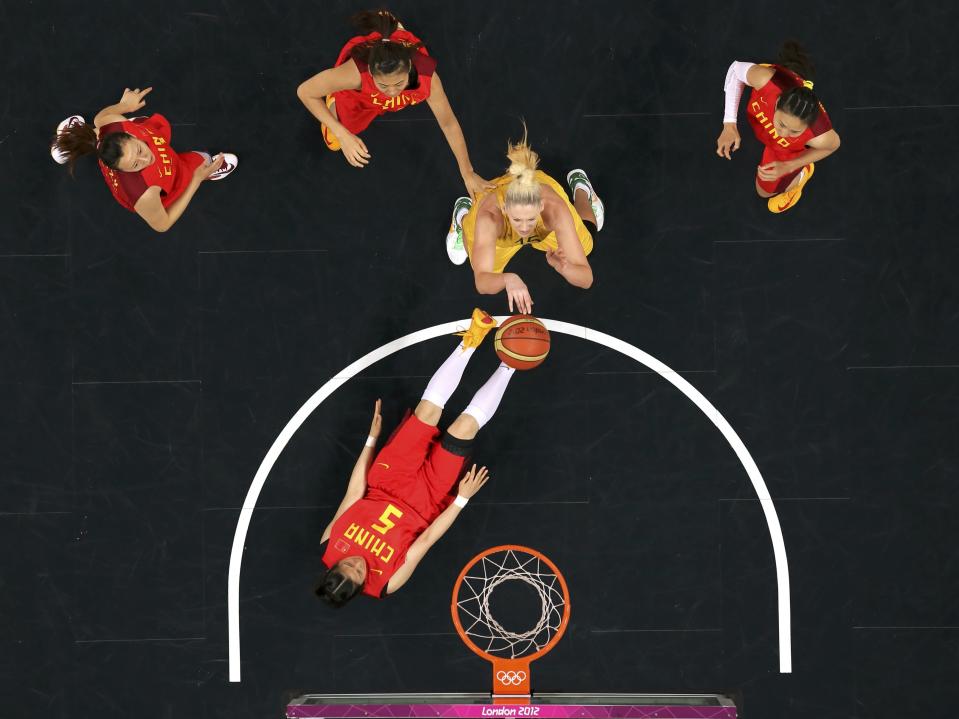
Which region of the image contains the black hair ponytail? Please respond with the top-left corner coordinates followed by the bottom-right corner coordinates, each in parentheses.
top-left (351, 8), bottom-right (400, 36)
top-left (348, 9), bottom-right (424, 78)
top-left (777, 39), bottom-right (815, 81)
top-left (775, 40), bottom-right (821, 125)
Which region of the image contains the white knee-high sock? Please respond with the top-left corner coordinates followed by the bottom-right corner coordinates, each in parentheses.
top-left (463, 363), bottom-right (516, 429)
top-left (421, 344), bottom-right (475, 409)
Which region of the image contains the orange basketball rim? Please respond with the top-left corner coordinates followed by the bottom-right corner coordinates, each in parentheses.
top-left (451, 545), bottom-right (571, 704)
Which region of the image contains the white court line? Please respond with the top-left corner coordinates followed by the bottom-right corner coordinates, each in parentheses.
top-left (227, 318), bottom-right (792, 681)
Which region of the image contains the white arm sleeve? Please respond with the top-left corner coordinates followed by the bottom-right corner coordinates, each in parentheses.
top-left (723, 61), bottom-right (754, 124)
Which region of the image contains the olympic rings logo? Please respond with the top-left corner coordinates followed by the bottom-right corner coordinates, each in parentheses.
top-left (496, 670), bottom-right (527, 686)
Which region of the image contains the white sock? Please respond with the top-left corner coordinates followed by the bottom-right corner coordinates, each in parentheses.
top-left (454, 205), bottom-right (469, 226)
top-left (571, 181), bottom-right (592, 201)
top-left (463, 363), bottom-right (516, 429)
top-left (421, 344), bottom-right (475, 409)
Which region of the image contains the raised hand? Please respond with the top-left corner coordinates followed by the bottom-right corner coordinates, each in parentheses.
top-left (457, 464), bottom-right (490, 498)
top-left (369, 398), bottom-right (382, 439)
top-left (118, 87), bottom-right (153, 114)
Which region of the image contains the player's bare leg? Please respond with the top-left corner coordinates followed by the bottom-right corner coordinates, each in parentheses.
top-left (446, 413), bottom-right (480, 441)
top-left (414, 399), bottom-right (443, 427)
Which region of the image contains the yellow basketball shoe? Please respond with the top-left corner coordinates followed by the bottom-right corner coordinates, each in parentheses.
top-left (455, 308), bottom-right (498, 349)
top-left (321, 95), bottom-right (341, 151)
top-left (321, 123), bottom-right (341, 151)
top-left (768, 163), bottom-right (815, 214)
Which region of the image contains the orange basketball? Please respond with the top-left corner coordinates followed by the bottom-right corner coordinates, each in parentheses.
top-left (494, 315), bottom-right (550, 370)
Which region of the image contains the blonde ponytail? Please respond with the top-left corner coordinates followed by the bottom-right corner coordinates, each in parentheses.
top-left (504, 124), bottom-right (542, 208)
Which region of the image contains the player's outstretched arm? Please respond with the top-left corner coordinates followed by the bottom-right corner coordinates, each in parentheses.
top-left (386, 465), bottom-right (489, 593)
top-left (716, 63), bottom-right (775, 159)
top-left (425, 74), bottom-right (493, 200)
top-left (321, 399), bottom-right (382, 542)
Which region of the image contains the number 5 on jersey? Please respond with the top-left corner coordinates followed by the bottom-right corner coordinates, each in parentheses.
top-left (372, 504), bottom-right (403, 534)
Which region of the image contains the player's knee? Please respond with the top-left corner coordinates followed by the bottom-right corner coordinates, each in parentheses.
top-left (414, 400), bottom-right (442, 426)
top-left (447, 413), bottom-right (479, 441)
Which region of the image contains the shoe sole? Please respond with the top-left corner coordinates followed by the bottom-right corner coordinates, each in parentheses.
top-left (446, 198), bottom-right (471, 265)
top-left (567, 169), bottom-right (604, 231)
top-left (209, 154), bottom-right (239, 181)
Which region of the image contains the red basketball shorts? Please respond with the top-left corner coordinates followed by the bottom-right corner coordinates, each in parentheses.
top-left (366, 414), bottom-right (468, 523)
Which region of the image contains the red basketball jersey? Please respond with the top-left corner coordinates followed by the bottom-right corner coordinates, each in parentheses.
top-left (321, 496), bottom-right (428, 598)
top-left (97, 114), bottom-right (204, 211)
top-left (331, 29), bottom-right (437, 134)
top-left (746, 65), bottom-right (832, 154)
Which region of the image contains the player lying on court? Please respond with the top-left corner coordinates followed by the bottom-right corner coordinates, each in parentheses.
top-left (297, 9), bottom-right (491, 199)
top-left (50, 88), bottom-right (237, 232)
top-left (716, 40), bottom-right (841, 214)
top-left (445, 127), bottom-right (605, 314)
top-left (317, 309), bottom-right (515, 605)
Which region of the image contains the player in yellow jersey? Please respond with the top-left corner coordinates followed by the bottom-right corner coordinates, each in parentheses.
top-left (444, 127), bottom-right (605, 314)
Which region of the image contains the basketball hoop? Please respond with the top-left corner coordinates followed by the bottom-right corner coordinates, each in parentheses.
top-left (451, 545), bottom-right (570, 704)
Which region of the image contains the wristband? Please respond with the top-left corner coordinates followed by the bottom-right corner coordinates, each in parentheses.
top-left (453, 495), bottom-right (469, 508)
top-left (365, 435), bottom-right (376, 447)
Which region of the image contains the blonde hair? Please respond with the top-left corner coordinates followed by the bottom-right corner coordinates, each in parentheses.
top-left (504, 125), bottom-right (541, 208)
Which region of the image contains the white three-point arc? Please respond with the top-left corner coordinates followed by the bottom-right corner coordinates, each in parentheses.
top-left (227, 317), bottom-right (792, 681)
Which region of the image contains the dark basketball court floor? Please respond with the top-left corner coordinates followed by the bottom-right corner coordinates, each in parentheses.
top-left (3, 1), bottom-right (959, 717)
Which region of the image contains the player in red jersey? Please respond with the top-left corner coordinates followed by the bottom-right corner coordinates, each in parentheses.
top-left (716, 41), bottom-right (841, 213)
top-left (50, 87), bottom-right (238, 232)
top-left (297, 9), bottom-right (492, 199)
top-left (316, 309), bottom-right (515, 605)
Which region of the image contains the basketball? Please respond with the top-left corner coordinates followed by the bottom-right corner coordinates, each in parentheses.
top-left (494, 315), bottom-right (550, 370)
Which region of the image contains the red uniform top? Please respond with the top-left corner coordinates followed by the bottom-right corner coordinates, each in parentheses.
top-left (97, 114), bottom-right (205, 211)
top-left (330, 29), bottom-right (437, 135)
top-left (321, 494), bottom-right (428, 599)
top-left (746, 65), bottom-right (832, 154)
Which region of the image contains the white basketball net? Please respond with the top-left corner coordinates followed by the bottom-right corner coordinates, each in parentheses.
top-left (455, 549), bottom-right (567, 659)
